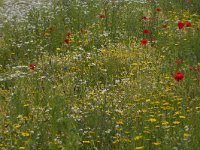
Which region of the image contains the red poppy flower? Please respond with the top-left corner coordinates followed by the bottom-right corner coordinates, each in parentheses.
top-left (189, 67), bottom-right (193, 71)
top-left (143, 29), bottom-right (150, 34)
top-left (64, 39), bottom-right (70, 44)
top-left (174, 71), bottom-right (184, 81)
top-left (67, 32), bottom-right (71, 37)
top-left (175, 60), bottom-right (183, 64)
top-left (143, 16), bottom-right (147, 20)
top-left (141, 39), bottom-right (148, 45)
top-left (156, 8), bottom-right (161, 12)
top-left (28, 64), bottom-right (36, 70)
top-left (99, 14), bottom-right (105, 19)
top-left (185, 22), bottom-right (192, 27)
top-left (178, 21), bottom-right (185, 29)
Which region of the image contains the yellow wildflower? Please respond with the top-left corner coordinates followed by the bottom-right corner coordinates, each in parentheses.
top-left (183, 133), bottom-right (190, 139)
top-left (70, 37), bottom-right (74, 42)
top-left (134, 135), bottom-right (142, 140)
top-left (142, 109), bottom-right (147, 113)
top-left (177, 98), bottom-right (183, 101)
top-left (112, 139), bottom-right (119, 144)
top-left (163, 102), bottom-right (169, 106)
top-left (148, 118), bottom-right (157, 123)
top-left (179, 116), bottom-right (186, 119)
top-left (82, 141), bottom-right (90, 144)
top-left (23, 104), bottom-right (30, 107)
top-left (196, 106), bottom-right (200, 110)
top-left (23, 116), bottom-right (29, 121)
top-left (146, 99), bottom-right (151, 102)
top-left (132, 63), bottom-right (138, 66)
top-left (165, 76), bottom-right (170, 79)
top-left (160, 55), bottom-right (165, 59)
top-left (125, 131), bottom-right (130, 134)
top-left (123, 138), bottom-right (131, 143)
top-left (174, 111), bottom-right (181, 115)
top-left (17, 115), bottom-right (23, 119)
top-left (111, 49), bottom-right (115, 52)
top-left (21, 132), bottom-right (30, 137)
top-left (116, 121), bottom-right (123, 125)
top-left (173, 121), bottom-right (180, 125)
top-left (56, 48), bottom-right (61, 51)
top-left (152, 142), bottom-right (161, 145)
top-left (15, 124), bottom-right (21, 129)
top-left (135, 146), bottom-right (144, 150)
top-left (162, 121), bottom-right (169, 125)
top-left (143, 130), bottom-right (151, 134)
top-left (100, 49), bottom-right (106, 54)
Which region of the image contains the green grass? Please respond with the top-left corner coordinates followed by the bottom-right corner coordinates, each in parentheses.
top-left (0, 0), bottom-right (200, 149)
top-left (0, 0), bottom-right (3, 6)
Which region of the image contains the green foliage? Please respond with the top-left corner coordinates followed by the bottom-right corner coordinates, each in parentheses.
top-left (0, 0), bottom-right (200, 149)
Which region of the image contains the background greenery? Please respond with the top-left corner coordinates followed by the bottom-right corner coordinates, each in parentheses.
top-left (0, 0), bottom-right (200, 149)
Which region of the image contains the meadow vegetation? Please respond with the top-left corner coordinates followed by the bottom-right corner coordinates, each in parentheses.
top-left (0, 0), bottom-right (200, 149)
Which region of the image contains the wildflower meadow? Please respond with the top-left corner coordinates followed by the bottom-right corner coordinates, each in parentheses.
top-left (0, 0), bottom-right (200, 149)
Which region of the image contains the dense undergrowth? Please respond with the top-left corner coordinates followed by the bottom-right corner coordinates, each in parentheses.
top-left (0, 0), bottom-right (200, 150)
